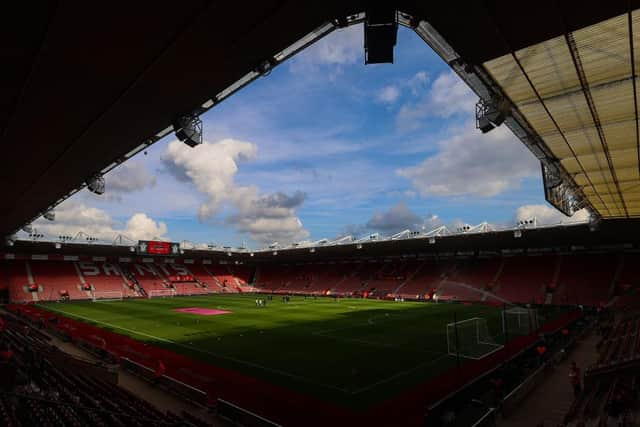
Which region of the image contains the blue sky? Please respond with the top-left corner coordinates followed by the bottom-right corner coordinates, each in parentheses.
top-left (30, 25), bottom-right (587, 247)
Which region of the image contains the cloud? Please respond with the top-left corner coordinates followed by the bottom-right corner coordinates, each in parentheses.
top-left (361, 203), bottom-right (444, 236)
top-left (162, 139), bottom-right (309, 245)
top-left (515, 204), bottom-right (590, 226)
top-left (29, 200), bottom-right (168, 241)
top-left (106, 161), bottom-right (156, 193)
top-left (288, 24), bottom-right (362, 76)
top-left (162, 138), bottom-right (257, 218)
top-left (397, 71), bottom-right (476, 131)
top-left (407, 71), bottom-right (429, 96)
top-left (123, 213), bottom-right (169, 241)
top-left (366, 202), bottom-right (422, 233)
top-left (397, 125), bottom-right (538, 197)
top-left (377, 85), bottom-right (400, 104)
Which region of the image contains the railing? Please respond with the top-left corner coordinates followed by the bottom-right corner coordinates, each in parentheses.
top-left (217, 398), bottom-right (282, 427)
top-left (120, 357), bottom-right (208, 405)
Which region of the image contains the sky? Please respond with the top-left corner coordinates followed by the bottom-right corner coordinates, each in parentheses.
top-left (27, 25), bottom-right (589, 248)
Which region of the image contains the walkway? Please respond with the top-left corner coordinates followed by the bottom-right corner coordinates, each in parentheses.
top-left (499, 333), bottom-right (600, 427)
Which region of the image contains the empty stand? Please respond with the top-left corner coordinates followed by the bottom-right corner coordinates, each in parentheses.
top-left (30, 260), bottom-right (88, 301)
top-left (5, 260), bottom-right (37, 303)
top-left (494, 255), bottom-right (555, 305)
top-left (394, 260), bottom-right (446, 299)
top-left (556, 255), bottom-right (617, 306)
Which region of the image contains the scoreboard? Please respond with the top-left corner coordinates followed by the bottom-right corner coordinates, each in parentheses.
top-left (137, 240), bottom-right (180, 256)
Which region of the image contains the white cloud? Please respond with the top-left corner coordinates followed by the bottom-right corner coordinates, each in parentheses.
top-left (407, 71), bottom-right (429, 96)
top-left (515, 204), bottom-right (590, 225)
top-left (288, 25), bottom-right (362, 76)
top-left (29, 200), bottom-right (168, 241)
top-left (163, 138), bottom-right (257, 218)
top-left (124, 213), bottom-right (168, 241)
top-left (106, 161), bottom-right (156, 193)
top-left (377, 85), bottom-right (400, 104)
top-left (397, 125), bottom-right (538, 197)
top-left (162, 139), bottom-right (309, 245)
top-left (397, 71), bottom-right (476, 131)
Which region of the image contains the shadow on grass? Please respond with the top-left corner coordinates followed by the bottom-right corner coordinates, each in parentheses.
top-left (39, 295), bottom-right (515, 409)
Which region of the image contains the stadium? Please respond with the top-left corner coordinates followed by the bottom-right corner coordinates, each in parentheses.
top-left (1, 1), bottom-right (640, 426)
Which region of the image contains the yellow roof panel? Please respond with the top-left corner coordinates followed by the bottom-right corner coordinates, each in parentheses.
top-left (484, 10), bottom-right (640, 218)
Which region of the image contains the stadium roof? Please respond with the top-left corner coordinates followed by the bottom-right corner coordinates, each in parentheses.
top-left (483, 11), bottom-right (640, 218)
top-left (7, 219), bottom-right (640, 263)
top-left (1, 1), bottom-right (637, 237)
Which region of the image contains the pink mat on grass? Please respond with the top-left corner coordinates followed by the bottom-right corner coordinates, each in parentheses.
top-left (173, 307), bottom-right (231, 316)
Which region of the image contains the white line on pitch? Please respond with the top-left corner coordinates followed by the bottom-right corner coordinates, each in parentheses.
top-left (351, 353), bottom-right (450, 395)
top-left (44, 306), bottom-right (350, 394)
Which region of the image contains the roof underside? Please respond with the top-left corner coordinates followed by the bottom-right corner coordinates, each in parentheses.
top-left (1, 1), bottom-right (638, 237)
top-left (484, 10), bottom-right (640, 218)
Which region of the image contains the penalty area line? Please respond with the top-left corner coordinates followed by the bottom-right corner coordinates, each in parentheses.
top-left (350, 353), bottom-right (449, 395)
top-left (44, 306), bottom-right (350, 394)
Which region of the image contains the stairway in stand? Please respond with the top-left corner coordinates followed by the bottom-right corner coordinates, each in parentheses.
top-left (498, 333), bottom-right (600, 427)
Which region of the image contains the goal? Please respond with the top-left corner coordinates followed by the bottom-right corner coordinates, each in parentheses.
top-left (502, 306), bottom-right (539, 336)
top-left (91, 291), bottom-right (124, 302)
top-left (147, 289), bottom-right (175, 299)
top-left (447, 317), bottom-right (503, 360)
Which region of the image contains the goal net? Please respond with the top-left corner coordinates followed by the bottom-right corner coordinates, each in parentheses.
top-left (502, 306), bottom-right (539, 336)
top-left (91, 291), bottom-right (124, 302)
top-left (447, 317), bottom-right (503, 360)
top-left (147, 289), bottom-right (175, 299)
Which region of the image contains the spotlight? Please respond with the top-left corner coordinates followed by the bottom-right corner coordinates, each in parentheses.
top-left (309, 248), bottom-right (316, 253)
top-left (5, 237), bottom-right (15, 247)
top-left (429, 237), bottom-right (436, 244)
top-left (514, 230), bottom-right (522, 238)
top-left (43, 210), bottom-right (55, 221)
top-left (87, 173), bottom-right (105, 195)
top-left (273, 251), bottom-right (278, 256)
top-left (356, 244), bottom-right (363, 250)
top-left (476, 97), bottom-right (509, 133)
top-left (55, 242), bottom-right (62, 249)
top-left (173, 114), bottom-right (203, 148)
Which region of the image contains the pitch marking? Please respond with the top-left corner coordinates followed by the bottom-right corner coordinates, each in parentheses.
top-left (45, 306), bottom-right (349, 394)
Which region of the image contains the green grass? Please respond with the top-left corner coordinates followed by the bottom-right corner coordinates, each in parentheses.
top-left (38, 295), bottom-right (506, 409)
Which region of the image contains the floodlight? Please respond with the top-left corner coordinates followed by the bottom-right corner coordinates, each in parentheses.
top-left (356, 244), bottom-right (363, 249)
top-left (514, 230), bottom-right (522, 238)
top-left (273, 251), bottom-right (278, 256)
top-left (55, 242), bottom-right (62, 249)
top-left (87, 174), bottom-right (105, 195)
top-left (173, 114), bottom-right (203, 148)
top-left (476, 97), bottom-right (509, 133)
top-left (429, 237), bottom-right (436, 244)
top-left (310, 248), bottom-right (316, 253)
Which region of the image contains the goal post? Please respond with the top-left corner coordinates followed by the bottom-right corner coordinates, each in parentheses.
top-left (447, 317), bottom-right (504, 360)
top-left (502, 306), bottom-right (539, 336)
top-left (91, 291), bottom-right (124, 302)
top-left (147, 289), bottom-right (176, 299)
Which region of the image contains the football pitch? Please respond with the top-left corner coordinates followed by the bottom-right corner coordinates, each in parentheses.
top-left (39, 294), bottom-right (506, 408)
